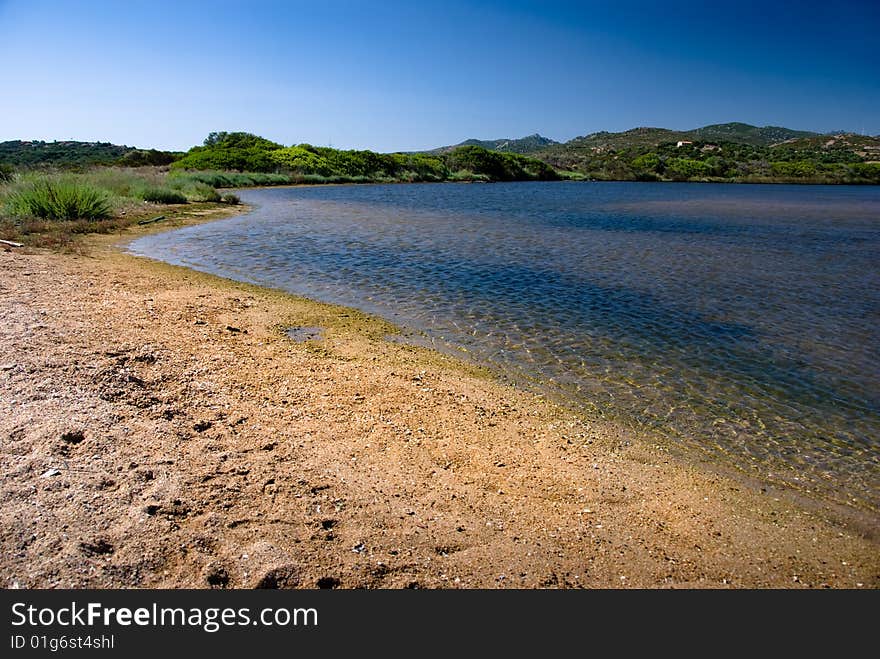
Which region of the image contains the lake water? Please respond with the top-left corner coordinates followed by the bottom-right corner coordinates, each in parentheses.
top-left (129, 182), bottom-right (880, 513)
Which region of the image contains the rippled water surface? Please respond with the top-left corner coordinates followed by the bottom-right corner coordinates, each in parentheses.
top-left (130, 182), bottom-right (880, 511)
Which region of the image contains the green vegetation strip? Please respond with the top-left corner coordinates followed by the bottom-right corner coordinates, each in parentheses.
top-left (4, 123), bottom-right (879, 184)
top-left (1, 124), bottom-right (877, 249)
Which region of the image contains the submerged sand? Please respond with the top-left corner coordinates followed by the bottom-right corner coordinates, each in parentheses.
top-left (0, 215), bottom-right (877, 588)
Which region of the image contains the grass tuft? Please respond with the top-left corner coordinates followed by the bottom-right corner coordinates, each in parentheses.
top-left (7, 178), bottom-right (111, 220)
top-left (139, 187), bottom-right (188, 204)
top-left (168, 170), bottom-right (291, 188)
top-left (176, 181), bottom-right (221, 202)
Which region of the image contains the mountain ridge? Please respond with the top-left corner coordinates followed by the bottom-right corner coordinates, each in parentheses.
top-left (431, 123), bottom-right (826, 154)
top-left (430, 133), bottom-right (558, 155)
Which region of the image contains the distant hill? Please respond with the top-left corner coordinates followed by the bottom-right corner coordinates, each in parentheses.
top-left (0, 140), bottom-right (131, 167)
top-left (431, 133), bottom-right (558, 155)
top-left (536, 123), bottom-right (821, 156)
top-left (529, 124), bottom-right (880, 183)
top-left (0, 140), bottom-right (180, 168)
top-left (434, 124), bottom-right (824, 160)
top-left (685, 123), bottom-right (819, 146)
top-left (772, 132), bottom-right (880, 157)
top-left (424, 123), bottom-right (878, 182)
top-left (560, 127), bottom-right (688, 152)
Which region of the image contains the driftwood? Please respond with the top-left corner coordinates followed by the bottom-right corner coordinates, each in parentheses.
top-left (137, 215), bottom-right (166, 226)
top-left (0, 239), bottom-right (24, 248)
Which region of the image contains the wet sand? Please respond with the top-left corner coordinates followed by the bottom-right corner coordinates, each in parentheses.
top-left (1, 212), bottom-right (877, 588)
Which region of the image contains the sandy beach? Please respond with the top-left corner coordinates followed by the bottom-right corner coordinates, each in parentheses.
top-left (1, 211), bottom-right (878, 589)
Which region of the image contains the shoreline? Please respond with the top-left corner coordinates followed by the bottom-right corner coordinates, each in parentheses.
top-left (228, 179), bottom-right (880, 190)
top-left (1, 209), bottom-right (878, 588)
top-left (127, 189), bottom-right (880, 528)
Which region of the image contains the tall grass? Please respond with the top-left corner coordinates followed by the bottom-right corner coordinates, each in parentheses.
top-left (0, 165), bottom-right (308, 248)
top-left (174, 181), bottom-right (221, 202)
top-left (81, 167), bottom-right (167, 197)
top-left (0, 167), bottom-right (238, 247)
top-left (6, 178), bottom-right (111, 220)
top-left (139, 187), bottom-right (188, 204)
top-left (169, 170), bottom-right (291, 188)
top-left (290, 174), bottom-right (383, 185)
top-left (447, 170), bottom-right (492, 183)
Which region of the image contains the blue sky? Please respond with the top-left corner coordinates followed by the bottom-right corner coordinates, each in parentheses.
top-left (1, 0), bottom-right (877, 151)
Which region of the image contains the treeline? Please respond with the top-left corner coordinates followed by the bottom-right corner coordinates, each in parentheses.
top-left (5, 130), bottom-right (878, 185)
top-left (536, 139), bottom-right (880, 184)
top-left (0, 140), bottom-right (182, 169)
top-left (172, 132), bottom-right (559, 183)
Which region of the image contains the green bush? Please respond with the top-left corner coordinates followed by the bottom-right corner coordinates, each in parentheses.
top-left (168, 170), bottom-right (290, 188)
top-left (666, 158), bottom-right (714, 180)
top-left (171, 132), bottom-right (563, 183)
top-left (293, 174), bottom-right (334, 184)
top-left (444, 146), bottom-right (558, 181)
top-left (447, 169), bottom-right (491, 182)
top-left (632, 153), bottom-right (660, 171)
top-left (116, 149), bottom-right (180, 167)
top-left (391, 153), bottom-right (448, 181)
top-left (770, 161), bottom-right (817, 177)
top-left (7, 178), bottom-right (111, 220)
top-left (172, 132), bottom-right (284, 172)
top-left (269, 146), bottom-right (334, 175)
top-left (139, 186), bottom-right (188, 204)
top-left (176, 181), bottom-right (221, 202)
top-left (221, 193), bottom-right (240, 205)
top-left (850, 162), bottom-right (880, 182)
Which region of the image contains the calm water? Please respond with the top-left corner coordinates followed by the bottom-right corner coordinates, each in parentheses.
top-left (129, 182), bottom-right (880, 512)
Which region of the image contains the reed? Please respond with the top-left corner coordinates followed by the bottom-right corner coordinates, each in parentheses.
top-left (6, 177), bottom-right (111, 220)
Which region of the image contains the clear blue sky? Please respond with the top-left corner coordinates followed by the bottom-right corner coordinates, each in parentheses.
top-left (1, 0), bottom-right (877, 151)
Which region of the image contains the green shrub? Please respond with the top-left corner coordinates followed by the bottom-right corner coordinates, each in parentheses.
top-left (176, 181), bottom-right (221, 202)
top-left (197, 187), bottom-right (222, 202)
top-left (850, 162), bottom-right (880, 182)
top-left (116, 149), bottom-right (180, 167)
top-left (443, 146), bottom-right (558, 181)
top-left (221, 193), bottom-right (240, 205)
top-left (7, 178), bottom-right (111, 220)
top-left (172, 132), bottom-right (564, 183)
top-left (269, 146), bottom-right (334, 175)
top-left (171, 132), bottom-right (284, 172)
top-left (139, 186), bottom-right (188, 204)
top-left (555, 170), bottom-right (587, 180)
top-left (770, 161), bottom-right (817, 177)
top-left (293, 174), bottom-right (333, 184)
top-left (633, 171), bottom-right (661, 182)
top-left (666, 158), bottom-right (714, 180)
top-left (632, 153), bottom-right (660, 171)
top-left (447, 169), bottom-right (491, 182)
top-left (0, 163), bottom-right (14, 182)
top-left (391, 153), bottom-right (448, 181)
top-left (168, 170), bottom-right (290, 188)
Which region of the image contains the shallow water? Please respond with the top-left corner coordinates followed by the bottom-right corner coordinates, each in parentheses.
top-left (129, 182), bottom-right (880, 511)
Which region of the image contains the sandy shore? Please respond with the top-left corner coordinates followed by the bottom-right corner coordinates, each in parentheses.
top-left (1, 212), bottom-right (878, 588)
